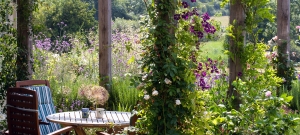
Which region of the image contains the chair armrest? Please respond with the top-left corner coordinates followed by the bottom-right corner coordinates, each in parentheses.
top-left (39, 119), bottom-right (50, 125)
top-left (47, 126), bottom-right (74, 135)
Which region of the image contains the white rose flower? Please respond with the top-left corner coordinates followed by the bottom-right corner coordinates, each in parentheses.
top-left (142, 74), bottom-right (148, 81)
top-left (136, 83), bottom-right (145, 90)
top-left (152, 90), bottom-right (159, 96)
top-left (164, 78), bottom-right (172, 85)
top-left (0, 113), bottom-right (6, 121)
top-left (143, 90), bottom-right (147, 94)
top-left (144, 95), bottom-right (150, 100)
top-left (175, 99), bottom-right (181, 105)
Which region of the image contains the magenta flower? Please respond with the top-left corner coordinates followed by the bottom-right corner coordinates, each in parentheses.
top-left (191, 0), bottom-right (196, 2)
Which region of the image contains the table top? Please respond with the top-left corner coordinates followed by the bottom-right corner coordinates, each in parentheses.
top-left (46, 111), bottom-right (131, 127)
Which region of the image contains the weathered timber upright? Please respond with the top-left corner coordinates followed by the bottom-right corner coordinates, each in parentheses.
top-left (277, 0), bottom-right (291, 90)
top-left (227, 0), bottom-right (245, 110)
top-left (17, 0), bottom-right (32, 80)
top-left (98, 0), bottom-right (112, 90)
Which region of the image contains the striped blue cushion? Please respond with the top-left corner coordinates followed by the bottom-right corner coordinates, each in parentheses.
top-left (25, 86), bottom-right (61, 135)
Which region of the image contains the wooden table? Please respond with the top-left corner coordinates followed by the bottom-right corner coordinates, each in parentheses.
top-left (46, 111), bottom-right (131, 135)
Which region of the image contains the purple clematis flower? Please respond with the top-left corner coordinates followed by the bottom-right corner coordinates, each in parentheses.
top-left (174, 14), bottom-right (181, 20)
top-left (182, 1), bottom-right (188, 8)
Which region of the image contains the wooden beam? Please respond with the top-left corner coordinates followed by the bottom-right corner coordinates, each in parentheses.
top-left (98, 0), bottom-right (112, 90)
top-left (277, 0), bottom-right (291, 90)
top-left (16, 0), bottom-right (32, 80)
top-left (227, 0), bottom-right (245, 110)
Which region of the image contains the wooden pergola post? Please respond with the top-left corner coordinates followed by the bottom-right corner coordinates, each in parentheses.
top-left (16, 0), bottom-right (32, 80)
top-left (98, 0), bottom-right (112, 90)
top-left (277, 0), bottom-right (290, 90)
top-left (227, 0), bottom-right (245, 110)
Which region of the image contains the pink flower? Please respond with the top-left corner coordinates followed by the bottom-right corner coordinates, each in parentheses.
top-left (296, 26), bottom-right (300, 29)
top-left (265, 91), bottom-right (272, 97)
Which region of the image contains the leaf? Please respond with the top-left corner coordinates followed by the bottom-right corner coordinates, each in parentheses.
top-left (127, 56), bottom-right (135, 65)
top-left (280, 93), bottom-right (293, 102)
top-left (285, 96), bottom-right (293, 102)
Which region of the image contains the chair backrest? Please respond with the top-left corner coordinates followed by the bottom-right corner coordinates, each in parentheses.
top-left (16, 80), bottom-right (61, 135)
top-left (6, 87), bottom-right (40, 135)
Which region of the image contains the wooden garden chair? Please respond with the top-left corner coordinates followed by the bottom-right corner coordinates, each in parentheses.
top-left (15, 80), bottom-right (73, 135)
top-left (6, 87), bottom-right (74, 135)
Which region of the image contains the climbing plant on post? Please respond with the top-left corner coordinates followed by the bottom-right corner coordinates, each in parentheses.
top-left (0, 0), bottom-right (17, 130)
top-left (137, 0), bottom-right (216, 134)
top-left (16, 0), bottom-right (34, 80)
top-left (277, 0), bottom-right (293, 91)
top-left (226, 0), bottom-right (244, 110)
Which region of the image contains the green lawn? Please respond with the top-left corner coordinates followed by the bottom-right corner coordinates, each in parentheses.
top-left (199, 40), bottom-right (228, 62)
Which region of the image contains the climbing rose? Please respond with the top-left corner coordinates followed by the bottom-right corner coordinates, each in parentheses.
top-left (164, 78), bottom-right (172, 85)
top-left (265, 91), bottom-right (272, 97)
top-left (152, 90), bottom-right (159, 96)
top-left (144, 95), bottom-right (150, 100)
top-left (175, 99), bottom-right (181, 105)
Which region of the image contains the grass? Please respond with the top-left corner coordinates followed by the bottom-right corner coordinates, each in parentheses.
top-left (108, 76), bottom-right (139, 112)
top-left (199, 40), bottom-right (228, 62)
top-left (211, 16), bottom-right (229, 27)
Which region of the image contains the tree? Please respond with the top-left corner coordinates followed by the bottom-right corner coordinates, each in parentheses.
top-left (45, 0), bottom-right (97, 35)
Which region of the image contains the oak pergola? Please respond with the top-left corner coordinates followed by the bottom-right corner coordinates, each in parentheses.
top-left (16, 0), bottom-right (290, 93)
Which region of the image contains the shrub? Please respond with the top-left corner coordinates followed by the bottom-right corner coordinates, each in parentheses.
top-left (78, 85), bottom-right (109, 107)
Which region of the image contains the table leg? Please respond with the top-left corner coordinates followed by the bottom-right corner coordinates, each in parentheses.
top-left (74, 126), bottom-right (86, 135)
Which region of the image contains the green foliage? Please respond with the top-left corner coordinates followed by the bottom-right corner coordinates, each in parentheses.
top-left (258, 0), bottom-right (300, 44)
top-left (218, 0), bottom-right (300, 133)
top-left (112, 0), bottom-right (146, 20)
top-left (136, 0), bottom-right (218, 134)
top-left (108, 76), bottom-right (139, 112)
top-left (112, 18), bottom-right (140, 31)
top-left (285, 80), bottom-right (300, 111)
top-left (33, 0), bottom-right (97, 36)
top-left (0, 0), bottom-right (17, 131)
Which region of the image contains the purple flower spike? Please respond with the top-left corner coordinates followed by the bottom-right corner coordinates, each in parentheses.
top-left (182, 1), bottom-right (188, 8)
top-left (191, 0), bottom-right (196, 2)
top-left (201, 71), bottom-right (206, 77)
top-left (174, 14), bottom-right (181, 20)
top-left (190, 26), bottom-right (195, 33)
